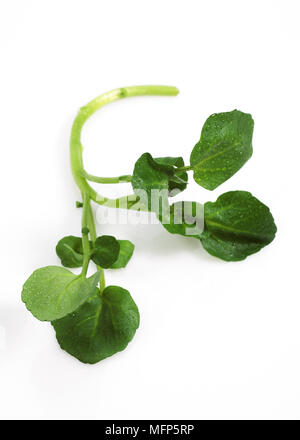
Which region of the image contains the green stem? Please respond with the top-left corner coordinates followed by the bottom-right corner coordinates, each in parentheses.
top-left (70, 85), bottom-right (179, 208)
top-left (87, 203), bottom-right (105, 293)
top-left (100, 194), bottom-right (148, 211)
top-left (81, 192), bottom-right (91, 277)
top-left (87, 203), bottom-right (97, 241)
top-left (83, 171), bottom-right (132, 184)
top-left (175, 165), bottom-right (193, 173)
top-left (99, 268), bottom-right (106, 293)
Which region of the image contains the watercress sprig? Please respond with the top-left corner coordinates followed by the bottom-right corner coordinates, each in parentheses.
top-left (22, 85), bottom-right (277, 364)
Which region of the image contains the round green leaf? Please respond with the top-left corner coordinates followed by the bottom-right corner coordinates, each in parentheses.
top-left (190, 110), bottom-right (254, 190)
top-left (200, 191), bottom-right (277, 261)
top-left (131, 153), bottom-right (170, 212)
top-left (131, 153), bottom-right (188, 212)
top-left (52, 286), bottom-right (140, 364)
top-left (22, 266), bottom-right (101, 321)
top-left (154, 156), bottom-right (188, 194)
top-left (110, 240), bottom-right (135, 269)
top-left (56, 236), bottom-right (84, 268)
top-left (91, 235), bottom-right (120, 268)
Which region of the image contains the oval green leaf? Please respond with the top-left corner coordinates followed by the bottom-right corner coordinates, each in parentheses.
top-left (52, 285), bottom-right (140, 364)
top-left (22, 266), bottom-right (101, 321)
top-left (91, 235), bottom-right (120, 268)
top-left (131, 153), bottom-right (188, 212)
top-left (200, 191), bottom-right (277, 261)
top-left (56, 236), bottom-right (84, 268)
top-left (190, 110), bottom-right (254, 190)
top-left (110, 240), bottom-right (135, 269)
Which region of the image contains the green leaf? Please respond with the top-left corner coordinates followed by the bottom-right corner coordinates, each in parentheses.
top-left (158, 201), bottom-right (204, 238)
top-left (56, 236), bottom-right (84, 268)
top-left (200, 191), bottom-right (277, 261)
top-left (110, 240), bottom-right (135, 269)
top-left (190, 110), bottom-right (254, 190)
top-left (22, 266), bottom-right (101, 321)
top-left (91, 235), bottom-right (120, 268)
top-left (154, 156), bottom-right (188, 193)
top-left (52, 286), bottom-right (140, 364)
top-left (131, 153), bottom-right (187, 212)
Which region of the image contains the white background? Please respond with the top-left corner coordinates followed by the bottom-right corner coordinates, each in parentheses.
top-left (0, 0), bottom-right (299, 420)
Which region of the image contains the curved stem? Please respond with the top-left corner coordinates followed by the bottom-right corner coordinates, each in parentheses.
top-left (72, 86), bottom-right (179, 284)
top-left (70, 85), bottom-right (179, 206)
